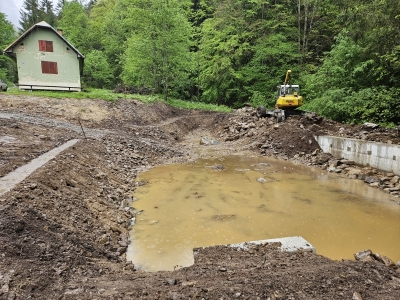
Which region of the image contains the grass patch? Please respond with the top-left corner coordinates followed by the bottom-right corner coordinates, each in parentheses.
top-left (5, 88), bottom-right (232, 112)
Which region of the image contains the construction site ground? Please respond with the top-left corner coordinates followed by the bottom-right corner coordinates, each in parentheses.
top-left (0, 95), bottom-right (399, 300)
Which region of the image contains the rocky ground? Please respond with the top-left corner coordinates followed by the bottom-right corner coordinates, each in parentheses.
top-left (0, 94), bottom-right (399, 299)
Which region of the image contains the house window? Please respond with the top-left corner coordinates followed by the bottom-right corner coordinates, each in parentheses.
top-left (38, 40), bottom-right (54, 52)
top-left (41, 61), bottom-right (58, 74)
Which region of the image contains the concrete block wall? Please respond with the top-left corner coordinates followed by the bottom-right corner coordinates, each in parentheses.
top-left (315, 136), bottom-right (400, 175)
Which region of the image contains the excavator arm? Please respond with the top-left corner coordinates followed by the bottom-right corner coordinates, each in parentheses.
top-left (284, 70), bottom-right (291, 85)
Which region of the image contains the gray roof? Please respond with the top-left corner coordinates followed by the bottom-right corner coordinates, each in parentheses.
top-left (3, 21), bottom-right (85, 59)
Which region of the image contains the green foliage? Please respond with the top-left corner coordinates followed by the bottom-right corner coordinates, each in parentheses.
top-left (199, 0), bottom-right (299, 107)
top-left (121, 0), bottom-right (192, 101)
top-left (58, 0), bottom-right (90, 53)
top-left (0, 13), bottom-right (17, 83)
top-left (100, 0), bottom-right (135, 80)
top-left (83, 50), bottom-right (114, 88)
top-left (302, 30), bottom-right (400, 125)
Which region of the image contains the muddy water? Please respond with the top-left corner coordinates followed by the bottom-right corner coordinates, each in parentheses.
top-left (127, 156), bottom-right (400, 271)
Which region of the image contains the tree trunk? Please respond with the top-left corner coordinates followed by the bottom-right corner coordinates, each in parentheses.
top-left (302, 0), bottom-right (309, 62)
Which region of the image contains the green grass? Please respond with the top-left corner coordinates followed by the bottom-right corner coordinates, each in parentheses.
top-left (5, 87), bottom-right (232, 112)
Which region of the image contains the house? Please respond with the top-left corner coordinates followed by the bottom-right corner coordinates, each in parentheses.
top-left (4, 21), bottom-right (84, 91)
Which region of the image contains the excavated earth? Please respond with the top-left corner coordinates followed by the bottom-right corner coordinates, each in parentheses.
top-left (0, 94), bottom-right (399, 300)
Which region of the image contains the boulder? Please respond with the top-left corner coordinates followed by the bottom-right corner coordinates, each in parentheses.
top-left (362, 122), bottom-right (380, 129)
top-left (352, 292), bottom-right (363, 300)
top-left (314, 153), bottom-right (331, 165)
top-left (364, 176), bottom-right (379, 184)
top-left (328, 160), bottom-right (340, 167)
top-left (391, 176), bottom-right (399, 184)
top-left (354, 250), bottom-right (374, 261)
top-left (347, 168), bottom-right (361, 176)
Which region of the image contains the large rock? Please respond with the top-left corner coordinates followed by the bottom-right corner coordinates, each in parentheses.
top-left (364, 176), bottom-right (380, 184)
top-left (373, 253), bottom-right (398, 269)
top-left (391, 176), bottom-right (400, 184)
top-left (347, 168), bottom-right (361, 176)
top-left (352, 292), bottom-right (363, 300)
top-left (362, 122), bottom-right (380, 129)
top-left (328, 160), bottom-right (340, 167)
top-left (314, 153), bottom-right (331, 165)
top-left (354, 250), bottom-right (374, 261)
top-left (200, 137), bottom-right (219, 145)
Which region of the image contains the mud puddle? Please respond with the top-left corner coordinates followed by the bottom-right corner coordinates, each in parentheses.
top-left (127, 156), bottom-right (400, 271)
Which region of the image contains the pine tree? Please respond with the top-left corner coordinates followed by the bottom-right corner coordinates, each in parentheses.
top-left (39, 0), bottom-right (57, 27)
top-left (19, 0), bottom-right (41, 32)
top-left (55, 0), bottom-right (66, 17)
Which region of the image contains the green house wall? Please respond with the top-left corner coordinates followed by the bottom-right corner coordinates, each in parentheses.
top-left (13, 28), bottom-right (82, 91)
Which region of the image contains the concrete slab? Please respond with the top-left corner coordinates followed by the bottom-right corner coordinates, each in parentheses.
top-left (193, 236), bottom-right (316, 256)
top-left (0, 139), bottom-right (80, 196)
top-left (229, 236), bottom-right (316, 253)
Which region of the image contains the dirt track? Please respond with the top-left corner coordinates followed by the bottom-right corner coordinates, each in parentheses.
top-left (0, 95), bottom-right (399, 299)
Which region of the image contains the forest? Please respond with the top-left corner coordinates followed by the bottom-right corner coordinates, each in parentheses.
top-left (0, 0), bottom-right (399, 126)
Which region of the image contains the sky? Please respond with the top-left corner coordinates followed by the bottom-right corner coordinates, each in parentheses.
top-left (0, 0), bottom-right (58, 28)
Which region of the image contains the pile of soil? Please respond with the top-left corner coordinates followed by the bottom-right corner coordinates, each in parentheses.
top-left (0, 95), bottom-right (399, 299)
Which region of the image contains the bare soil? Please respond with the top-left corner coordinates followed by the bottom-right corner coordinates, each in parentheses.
top-left (0, 94), bottom-right (399, 299)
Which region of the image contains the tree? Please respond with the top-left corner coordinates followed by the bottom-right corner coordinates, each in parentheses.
top-left (198, 0), bottom-right (299, 107)
top-left (39, 0), bottom-right (57, 27)
top-left (87, 0), bottom-right (117, 51)
top-left (19, 0), bottom-right (42, 32)
top-left (100, 0), bottom-right (136, 82)
top-left (83, 50), bottom-right (114, 88)
top-left (58, 0), bottom-right (90, 53)
top-left (0, 13), bottom-right (17, 82)
top-left (121, 0), bottom-right (192, 100)
top-left (296, 0), bottom-right (341, 65)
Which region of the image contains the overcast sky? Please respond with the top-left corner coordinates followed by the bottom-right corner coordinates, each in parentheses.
top-left (0, 0), bottom-right (58, 28)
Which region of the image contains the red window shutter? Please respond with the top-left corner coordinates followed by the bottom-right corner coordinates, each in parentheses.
top-left (52, 62), bottom-right (58, 74)
top-left (38, 40), bottom-right (54, 52)
top-left (46, 41), bottom-right (53, 52)
top-left (41, 61), bottom-right (49, 73)
top-left (41, 61), bottom-right (58, 74)
top-left (39, 40), bottom-right (46, 51)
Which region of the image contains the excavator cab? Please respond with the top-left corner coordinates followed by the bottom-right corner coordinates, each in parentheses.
top-left (275, 70), bottom-right (303, 110)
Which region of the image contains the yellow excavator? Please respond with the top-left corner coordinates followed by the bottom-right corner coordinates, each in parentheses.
top-left (257, 70), bottom-right (303, 121)
top-left (275, 70), bottom-right (303, 110)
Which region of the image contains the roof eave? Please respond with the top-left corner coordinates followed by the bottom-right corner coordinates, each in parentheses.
top-left (3, 21), bottom-right (85, 59)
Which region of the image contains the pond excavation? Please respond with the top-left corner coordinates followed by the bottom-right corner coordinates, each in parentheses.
top-left (127, 156), bottom-right (400, 272)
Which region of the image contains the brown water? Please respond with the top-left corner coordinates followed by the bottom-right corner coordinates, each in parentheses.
top-left (127, 156), bottom-right (400, 271)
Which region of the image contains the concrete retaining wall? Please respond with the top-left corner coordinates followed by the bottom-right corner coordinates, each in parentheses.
top-left (315, 135), bottom-right (400, 175)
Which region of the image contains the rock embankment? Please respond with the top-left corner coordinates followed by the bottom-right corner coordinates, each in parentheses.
top-left (326, 159), bottom-right (400, 198)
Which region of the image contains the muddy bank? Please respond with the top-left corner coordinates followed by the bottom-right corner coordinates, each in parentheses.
top-left (0, 95), bottom-right (399, 299)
